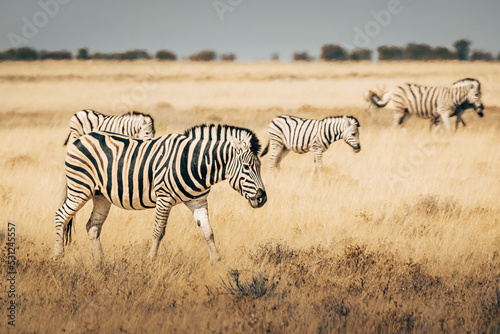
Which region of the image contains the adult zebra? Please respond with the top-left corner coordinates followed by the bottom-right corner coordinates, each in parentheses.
top-left (261, 115), bottom-right (361, 173)
top-left (365, 78), bottom-right (484, 133)
top-left (53, 124), bottom-right (267, 262)
top-left (63, 109), bottom-right (155, 146)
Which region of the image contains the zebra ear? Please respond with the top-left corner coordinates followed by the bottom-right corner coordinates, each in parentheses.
top-left (228, 135), bottom-right (250, 150)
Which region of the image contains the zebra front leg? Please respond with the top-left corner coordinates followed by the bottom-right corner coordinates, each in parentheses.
top-left (313, 150), bottom-right (323, 174)
top-left (185, 197), bottom-right (220, 262)
top-left (85, 195), bottom-right (111, 263)
top-left (149, 196), bottom-right (174, 259)
top-left (439, 113), bottom-right (452, 134)
top-left (455, 114), bottom-right (466, 131)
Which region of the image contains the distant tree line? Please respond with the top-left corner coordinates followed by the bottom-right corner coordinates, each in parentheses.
top-left (0, 39), bottom-right (498, 62)
top-left (0, 47), bottom-right (238, 62)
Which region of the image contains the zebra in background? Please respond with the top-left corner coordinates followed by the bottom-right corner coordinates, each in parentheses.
top-left (365, 78), bottom-right (484, 133)
top-left (53, 124), bottom-right (267, 263)
top-left (63, 109), bottom-right (155, 146)
top-left (261, 115), bottom-right (361, 173)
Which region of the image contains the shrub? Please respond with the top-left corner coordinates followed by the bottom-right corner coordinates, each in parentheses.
top-left (39, 50), bottom-right (72, 60)
top-left (189, 50), bottom-right (216, 61)
top-left (293, 51), bottom-right (313, 62)
top-left (433, 46), bottom-right (455, 60)
top-left (155, 49), bottom-right (177, 61)
top-left (220, 53), bottom-right (236, 61)
top-left (321, 44), bottom-right (348, 61)
top-left (377, 45), bottom-right (404, 60)
top-left (220, 269), bottom-right (277, 299)
top-left (403, 43), bottom-right (435, 60)
top-left (470, 50), bottom-right (493, 61)
top-left (0, 47), bottom-right (38, 61)
top-left (349, 48), bottom-right (372, 61)
top-left (90, 52), bottom-right (120, 60)
top-left (119, 49), bottom-right (151, 60)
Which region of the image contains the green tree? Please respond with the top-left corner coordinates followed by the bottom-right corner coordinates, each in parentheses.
top-left (453, 39), bottom-right (471, 61)
top-left (77, 48), bottom-right (90, 60)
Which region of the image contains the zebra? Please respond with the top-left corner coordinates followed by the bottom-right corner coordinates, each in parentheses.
top-left (365, 78), bottom-right (484, 133)
top-left (260, 115), bottom-right (361, 173)
top-left (52, 124), bottom-right (267, 262)
top-left (63, 109), bottom-right (156, 146)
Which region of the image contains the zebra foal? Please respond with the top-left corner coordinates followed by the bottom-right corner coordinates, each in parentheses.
top-left (261, 115), bottom-right (361, 173)
top-left (53, 124), bottom-right (267, 262)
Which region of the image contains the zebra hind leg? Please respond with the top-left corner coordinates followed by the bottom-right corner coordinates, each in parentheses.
top-left (185, 197), bottom-right (220, 262)
top-left (268, 141), bottom-right (284, 173)
top-left (149, 195), bottom-right (174, 259)
top-left (85, 194), bottom-right (111, 264)
top-left (52, 193), bottom-right (91, 260)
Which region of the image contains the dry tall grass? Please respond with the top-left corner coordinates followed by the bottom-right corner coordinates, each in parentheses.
top-left (0, 60), bottom-right (499, 333)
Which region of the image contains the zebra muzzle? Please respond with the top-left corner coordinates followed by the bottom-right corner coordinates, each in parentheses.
top-left (476, 105), bottom-right (484, 117)
top-left (248, 189), bottom-right (267, 208)
top-left (353, 145), bottom-right (361, 153)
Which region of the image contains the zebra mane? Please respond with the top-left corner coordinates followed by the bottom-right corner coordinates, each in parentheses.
top-left (184, 124), bottom-right (261, 155)
top-left (452, 78), bottom-right (481, 91)
top-left (322, 116), bottom-right (360, 127)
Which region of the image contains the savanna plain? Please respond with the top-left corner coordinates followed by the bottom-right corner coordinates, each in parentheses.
top-left (0, 60), bottom-right (499, 333)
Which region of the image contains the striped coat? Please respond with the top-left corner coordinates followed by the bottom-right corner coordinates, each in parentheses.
top-left (365, 78), bottom-right (484, 132)
top-left (64, 109), bottom-right (155, 146)
top-left (53, 124), bottom-right (266, 262)
top-left (261, 115), bottom-right (361, 173)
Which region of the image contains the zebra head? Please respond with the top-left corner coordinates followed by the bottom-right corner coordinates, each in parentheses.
top-left (454, 78), bottom-right (484, 118)
top-left (123, 111), bottom-right (156, 140)
top-left (341, 117), bottom-right (361, 153)
top-left (136, 115), bottom-right (156, 140)
top-left (227, 135), bottom-right (267, 209)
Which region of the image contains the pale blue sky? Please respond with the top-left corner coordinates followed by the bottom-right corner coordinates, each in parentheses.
top-left (1, 0), bottom-right (499, 60)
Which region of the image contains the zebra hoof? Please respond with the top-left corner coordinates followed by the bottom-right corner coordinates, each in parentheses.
top-left (51, 251), bottom-right (64, 261)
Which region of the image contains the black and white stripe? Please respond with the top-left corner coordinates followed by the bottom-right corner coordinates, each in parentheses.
top-left (53, 124), bottom-right (266, 262)
top-left (261, 115), bottom-right (361, 173)
top-left (365, 78), bottom-right (484, 132)
top-left (63, 109), bottom-right (155, 146)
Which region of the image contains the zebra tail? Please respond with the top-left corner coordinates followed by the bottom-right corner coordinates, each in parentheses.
top-left (58, 176), bottom-right (75, 245)
top-left (261, 142), bottom-right (269, 157)
top-left (367, 90), bottom-right (391, 108)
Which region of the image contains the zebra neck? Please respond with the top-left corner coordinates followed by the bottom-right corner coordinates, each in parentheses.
top-left (197, 141), bottom-right (230, 187)
top-left (450, 86), bottom-right (468, 106)
top-left (321, 120), bottom-right (342, 145)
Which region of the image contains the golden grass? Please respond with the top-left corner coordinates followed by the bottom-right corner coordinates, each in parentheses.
top-left (0, 60), bottom-right (499, 333)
